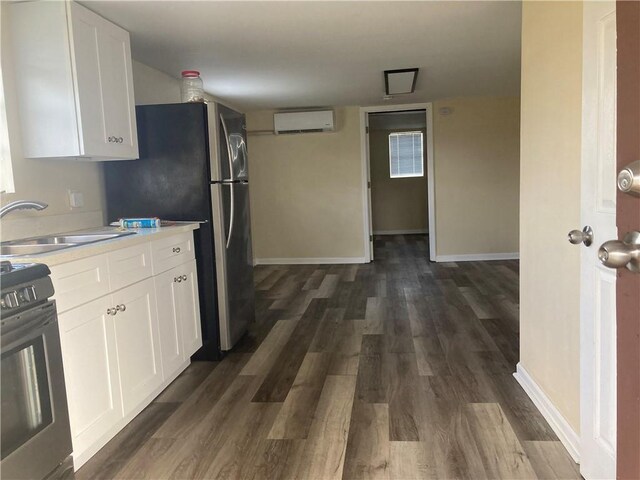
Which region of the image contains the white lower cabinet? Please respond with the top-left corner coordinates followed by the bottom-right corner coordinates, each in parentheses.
top-left (155, 268), bottom-right (184, 378)
top-left (178, 260), bottom-right (203, 357)
top-left (111, 277), bottom-right (163, 415)
top-left (155, 260), bottom-right (203, 379)
top-left (58, 296), bottom-right (122, 453)
top-left (53, 231), bottom-right (202, 469)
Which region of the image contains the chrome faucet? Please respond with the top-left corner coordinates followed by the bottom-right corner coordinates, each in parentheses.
top-left (0, 200), bottom-right (48, 218)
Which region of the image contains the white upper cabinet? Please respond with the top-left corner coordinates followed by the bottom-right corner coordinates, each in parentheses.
top-left (9, 1), bottom-right (138, 160)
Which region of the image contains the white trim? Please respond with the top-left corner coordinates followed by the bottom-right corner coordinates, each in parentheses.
top-left (425, 107), bottom-right (436, 262)
top-left (513, 363), bottom-right (581, 464)
top-left (373, 229), bottom-right (428, 235)
top-left (435, 252), bottom-right (519, 262)
top-left (359, 103), bottom-right (435, 263)
top-left (254, 257), bottom-right (366, 265)
top-left (359, 112), bottom-right (372, 262)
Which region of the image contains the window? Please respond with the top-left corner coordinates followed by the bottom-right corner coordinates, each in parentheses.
top-left (388, 131), bottom-right (424, 178)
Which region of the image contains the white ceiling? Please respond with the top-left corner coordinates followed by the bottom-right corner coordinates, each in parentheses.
top-left (83, 1), bottom-right (522, 112)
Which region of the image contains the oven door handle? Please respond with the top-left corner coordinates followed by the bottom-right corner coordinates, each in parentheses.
top-left (1, 303), bottom-right (57, 353)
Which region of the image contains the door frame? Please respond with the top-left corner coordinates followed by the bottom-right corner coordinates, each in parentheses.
top-left (359, 102), bottom-right (435, 262)
top-left (614, 1), bottom-right (640, 477)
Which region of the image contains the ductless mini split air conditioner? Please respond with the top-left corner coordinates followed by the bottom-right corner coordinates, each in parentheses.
top-left (273, 110), bottom-right (335, 134)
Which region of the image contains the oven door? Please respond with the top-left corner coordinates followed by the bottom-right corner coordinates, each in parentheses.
top-left (1, 301), bottom-right (72, 480)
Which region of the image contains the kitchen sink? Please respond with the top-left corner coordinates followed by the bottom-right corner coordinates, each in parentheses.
top-left (3, 232), bottom-right (134, 246)
top-left (0, 243), bottom-right (78, 256)
top-left (0, 231), bottom-right (136, 257)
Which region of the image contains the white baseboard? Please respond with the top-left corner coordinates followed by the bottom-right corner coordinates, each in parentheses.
top-left (373, 229), bottom-right (428, 235)
top-left (435, 252), bottom-right (520, 262)
top-left (254, 257), bottom-right (366, 265)
top-left (513, 363), bottom-right (580, 463)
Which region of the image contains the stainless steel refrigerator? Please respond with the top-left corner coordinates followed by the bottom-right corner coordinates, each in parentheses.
top-left (208, 103), bottom-right (255, 350)
top-left (104, 102), bottom-right (255, 358)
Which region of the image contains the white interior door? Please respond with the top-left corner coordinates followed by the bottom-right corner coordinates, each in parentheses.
top-left (580, 1), bottom-right (617, 478)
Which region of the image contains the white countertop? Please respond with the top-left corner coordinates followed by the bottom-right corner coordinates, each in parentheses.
top-left (1, 223), bottom-right (200, 267)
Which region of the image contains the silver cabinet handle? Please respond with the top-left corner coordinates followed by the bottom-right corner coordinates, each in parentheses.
top-left (175, 276), bottom-right (182, 283)
top-left (116, 304), bottom-right (126, 312)
top-left (107, 307), bottom-right (117, 316)
top-left (118, 137), bottom-right (123, 144)
top-left (172, 247), bottom-right (181, 253)
top-left (568, 226), bottom-right (594, 247)
top-left (598, 231), bottom-right (640, 273)
top-left (181, 275), bottom-right (187, 281)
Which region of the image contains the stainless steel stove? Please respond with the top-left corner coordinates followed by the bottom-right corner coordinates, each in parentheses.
top-left (1, 261), bottom-right (73, 479)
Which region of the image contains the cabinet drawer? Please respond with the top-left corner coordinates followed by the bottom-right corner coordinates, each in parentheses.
top-left (151, 233), bottom-right (195, 274)
top-left (50, 255), bottom-right (110, 313)
top-left (108, 242), bottom-right (153, 292)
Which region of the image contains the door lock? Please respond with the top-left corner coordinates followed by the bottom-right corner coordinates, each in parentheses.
top-left (568, 226), bottom-right (594, 246)
top-left (598, 231), bottom-right (640, 273)
top-left (617, 160), bottom-right (640, 196)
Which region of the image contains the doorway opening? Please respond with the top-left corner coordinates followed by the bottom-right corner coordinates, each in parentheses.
top-left (360, 104), bottom-right (435, 262)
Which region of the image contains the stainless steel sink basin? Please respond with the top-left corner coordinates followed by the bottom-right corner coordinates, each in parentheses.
top-left (0, 230), bottom-right (137, 257)
top-left (4, 232), bottom-right (134, 246)
top-left (0, 243), bottom-right (78, 256)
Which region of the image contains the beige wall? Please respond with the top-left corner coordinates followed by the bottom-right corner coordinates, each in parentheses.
top-left (246, 107), bottom-right (365, 261)
top-left (433, 96), bottom-right (521, 257)
top-left (519, 1), bottom-right (583, 432)
top-left (0, 1), bottom-right (187, 240)
top-left (132, 60), bottom-right (182, 105)
top-left (370, 127), bottom-right (428, 233)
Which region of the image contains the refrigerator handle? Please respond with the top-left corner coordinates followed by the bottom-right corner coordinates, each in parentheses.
top-left (220, 114), bottom-right (235, 182)
top-left (226, 182), bottom-right (234, 249)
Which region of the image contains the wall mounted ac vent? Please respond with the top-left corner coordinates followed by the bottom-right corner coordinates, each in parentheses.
top-left (273, 110), bottom-right (335, 134)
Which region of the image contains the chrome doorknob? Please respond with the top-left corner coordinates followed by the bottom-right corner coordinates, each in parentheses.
top-left (598, 231), bottom-right (640, 273)
top-left (568, 226), bottom-right (594, 246)
top-left (617, 160), bottom-right (640, 196)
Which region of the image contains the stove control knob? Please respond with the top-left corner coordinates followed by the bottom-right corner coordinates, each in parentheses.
top-left (2, 291), bottom-right (20, 309)
top-left (21, 286), bottom-right (37, 302)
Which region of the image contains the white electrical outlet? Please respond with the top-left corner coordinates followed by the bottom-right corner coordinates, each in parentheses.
top-left (68, 190), bottom-right (84, 209)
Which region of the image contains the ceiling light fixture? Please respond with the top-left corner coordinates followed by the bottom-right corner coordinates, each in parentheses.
top-left (384, 68), bottom-right (419, 96)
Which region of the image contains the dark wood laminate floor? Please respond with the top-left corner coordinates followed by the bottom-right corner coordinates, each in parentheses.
top-left (75, 235), bottom-right (581, 480)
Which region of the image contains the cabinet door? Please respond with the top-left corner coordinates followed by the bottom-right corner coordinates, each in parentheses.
top-left (57, 296), bottom-right (122, 454)
top-left (154, 268), bottom-right (183, 380)
top-left (111, 278), bottom-right (163, 415)
top-left (69, 2), bottom-right (138, 159)
top-left (178, 260), bottom-right (203, 357)
top-left (95, 16), bottom-right (138, 159)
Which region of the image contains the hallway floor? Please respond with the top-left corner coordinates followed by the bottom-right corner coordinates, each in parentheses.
top-left (76, 235), bottom-right (580, 479)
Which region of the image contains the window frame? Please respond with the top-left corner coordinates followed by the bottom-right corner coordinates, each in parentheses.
top-left (388, 131), bottom-right (424, 179)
